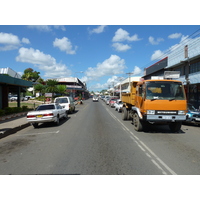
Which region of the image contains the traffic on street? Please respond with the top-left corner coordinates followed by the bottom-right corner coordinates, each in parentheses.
top-left (0, 98), bottom-right (200, 175)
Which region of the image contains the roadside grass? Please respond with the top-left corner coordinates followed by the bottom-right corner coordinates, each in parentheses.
top-left (9, 101), bottom-right (43, 110)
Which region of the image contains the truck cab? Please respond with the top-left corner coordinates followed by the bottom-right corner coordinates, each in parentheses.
top-left (122, 79), bottom-right (187, 132)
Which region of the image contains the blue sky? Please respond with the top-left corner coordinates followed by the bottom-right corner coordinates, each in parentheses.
top-left (0, 25), bottom-right (200, 91)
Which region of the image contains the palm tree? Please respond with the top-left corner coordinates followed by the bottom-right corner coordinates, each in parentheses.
top-left (57, 85), bottom-right (67, 96)
top-left (34, 84), bottom-right (46, 96)
top-left (45, 79), bottom-right (59, 102)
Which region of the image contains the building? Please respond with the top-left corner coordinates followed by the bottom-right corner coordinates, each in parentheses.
top-left (0, 68), bottom-right (32, 109)
top-left (56, 77), bottom-right (89, 99)
top-left (143, 33), bottom-right (200, 109)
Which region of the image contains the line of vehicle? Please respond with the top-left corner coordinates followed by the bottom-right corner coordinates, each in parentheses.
top-left (102, 102), bottom-right (177, 175)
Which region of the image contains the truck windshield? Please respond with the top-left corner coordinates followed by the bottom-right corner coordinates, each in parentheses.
top-left (145, 81), bottom-right (186, 100)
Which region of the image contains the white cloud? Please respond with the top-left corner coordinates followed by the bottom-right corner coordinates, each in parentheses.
top-left (16, 47), bottom-right (72, 78)
top-left (85, 55), bottom-right (126, 80)
top-left (27, 25), bottom-right (66, 32)
top-left (112, 42), bottom-right (131, 52)
top-left (168, 33), bottom-right (182, 39)
top-left (151, 50), bottom-right (164, 61)
top-left (149, 36), bottom-right (164, 45)
top-left (0, 32), bottom-right (30, 51)
top-left (22, 37), bottom-right (30, 44)
top-left (0, 32), bottom-right (21, 51)
top-left (53, 37), bottom-right (77, 55)
top-left (112, 28), bottom-right (142, 42)
top-left (90, 25), bottom-right (107, 34)
top-left (27, 25), bottom-right (52, 32)
top-left (132, 66), bottom-right (142, 75)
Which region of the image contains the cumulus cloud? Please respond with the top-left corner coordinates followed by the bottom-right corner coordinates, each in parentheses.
top-left (151, 50), bottom-right (164, 61)
top-left (112, 43), bottom-right (131, 52)
top-left (89, 25), bottom-right (107, 34)
top-left (16, 47), bottom-right (72, 78)
top-left (22, 38), bottom-right (30, 44)
top-left (27, 25), bottom-right (66, 32)
top-left (149, 36), bottom-right (164, 45)
top-left (0, 32), bottom-right (21, 51)
top-left (53, 37), bottom-right (77, 55)
top-left (85, 55), bottom-right (126, 80)
top-left (112, 28), bottom-right (142, 42)
top-left (0, 32), bottom-right (30, 51)
top-left (168, 33), bottom-right (182, 39)
top-left (132, 66), bottom-right (142, 75)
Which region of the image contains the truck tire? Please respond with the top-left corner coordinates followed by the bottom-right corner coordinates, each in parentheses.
top-left (133, 113), bottom-right (143, 131)
top-left (169, 122), bottom-right (182, 132)
top-left (122, 107), bottom-right (128, 120)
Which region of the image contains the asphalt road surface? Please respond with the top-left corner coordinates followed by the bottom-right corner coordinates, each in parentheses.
top-left (0, 99), bottom-right (200, 175)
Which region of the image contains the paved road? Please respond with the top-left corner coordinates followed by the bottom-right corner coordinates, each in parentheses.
top-left (0, 99), bottom-right (200, 175)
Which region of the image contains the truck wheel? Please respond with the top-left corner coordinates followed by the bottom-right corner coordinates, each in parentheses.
top-left (169, 122), bottom-right (182, 132)
top-left (122, 107), bottom-right (128, 120)
top-left (133, 113), bottom-right (143, 131)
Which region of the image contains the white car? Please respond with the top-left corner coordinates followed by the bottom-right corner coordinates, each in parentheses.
top-left (93, 95), bottom-right (99, 102)
top-left (54, 96), bottom-right (75, 114)
top-left (27, 103), bottom-right (68, 128)
top-left (114, 100), bottom-right (123, 112)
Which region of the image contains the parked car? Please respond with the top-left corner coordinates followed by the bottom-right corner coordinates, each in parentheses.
top-left (9, 95), bottom-right (25, 101)
top-left (106, 96), bottom-right (119, 105)
top-left (27, 103), bottom-right (68, 128)
top-left (54, 96), bottom-right (75, 114)
top-left (93, 95), bottom-right (99, 102)
top-left (114, 100), bottom-right (123, 112)
top-left (109, 99), bottom-right (118, 107)
top-left (185, 103), bottom-right (200, 125)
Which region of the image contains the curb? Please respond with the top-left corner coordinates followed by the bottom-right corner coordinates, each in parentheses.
top-left (0, 123), bottom-right (30, 140)
top-left (0, 112), bottom-right (28, 121)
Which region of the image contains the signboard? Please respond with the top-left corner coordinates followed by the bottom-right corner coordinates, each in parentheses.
top-left (45, 93), bottom-right (52, 97)
top-left (164, 71), bottom-right (180, 79)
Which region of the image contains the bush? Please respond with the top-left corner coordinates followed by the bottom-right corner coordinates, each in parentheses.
top-left (0, 109), bottom-right (5, 116)
top-left (22, 105), bottom-right (28, 111)
top-left (4, 107), bottom-right (13, 115)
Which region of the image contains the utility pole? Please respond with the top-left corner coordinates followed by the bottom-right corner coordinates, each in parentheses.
top-left (126, 72), bottom-right (134, 92)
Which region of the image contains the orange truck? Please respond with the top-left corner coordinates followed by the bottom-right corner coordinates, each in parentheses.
top-left (121, 77), bottom-right (187, 132)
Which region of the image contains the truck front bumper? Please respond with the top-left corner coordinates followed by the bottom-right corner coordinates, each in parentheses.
top-left (146, 115), bottom-right (186, 122)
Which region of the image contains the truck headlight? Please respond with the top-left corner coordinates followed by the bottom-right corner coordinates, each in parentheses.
top-left (178, 110), bottom-right (186, 115)
top-left (147, 110), bottom-right (155, 115)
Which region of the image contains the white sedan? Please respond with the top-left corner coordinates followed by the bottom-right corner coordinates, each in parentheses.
top-left (27, 103), bottom-right (68, 128)
top-left (114, 100), bottom-right (123, 112)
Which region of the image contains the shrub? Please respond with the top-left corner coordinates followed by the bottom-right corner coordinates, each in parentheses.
top-left (0, 109), bottom-right (5, 116)
top-left (4, 107), bottom-right (13, 114)
top-left (22, 105), bottom-right (28, 111)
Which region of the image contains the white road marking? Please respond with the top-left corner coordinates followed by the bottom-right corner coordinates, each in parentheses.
top-left (16, 130), bottom-right (60, 136)
top-left (104, 103), bottom-right (177, 175)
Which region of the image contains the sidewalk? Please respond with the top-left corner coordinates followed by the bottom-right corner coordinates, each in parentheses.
top-left (0, 113), bottom-right (30, 139)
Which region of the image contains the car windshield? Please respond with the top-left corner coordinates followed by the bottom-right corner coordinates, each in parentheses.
top-left (55, 98), bottom-right (68, 103)
top-left (36, 105), bottom-right (55, 111)
top-left (145, 81), bottom-right (186, 100)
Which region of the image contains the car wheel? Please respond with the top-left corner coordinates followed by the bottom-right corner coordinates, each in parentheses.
top-left (64, 111), bottom-right (68, 119)
top-left (32, 123), bottom-right (38, 128)
top-left (55, 116), bottom-right (60, 126)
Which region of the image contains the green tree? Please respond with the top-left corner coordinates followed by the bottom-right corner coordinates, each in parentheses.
top-left (57, 85), bottom-right (67, 96)
top-left (34, 84), bottom-right (46, 96)
top-left (22, 68), bottom-right (40, 82)
top-left (45, 79), bottom-right (59, 102)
